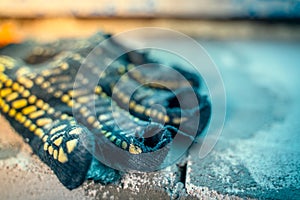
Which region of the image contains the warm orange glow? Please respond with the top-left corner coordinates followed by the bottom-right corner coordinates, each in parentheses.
top-left (0, 22), bottom-right (22, 47)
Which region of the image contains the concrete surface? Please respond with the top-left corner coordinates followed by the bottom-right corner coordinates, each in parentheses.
top-left (1, 35), bottom-right (300, 199)
top-left (186, 40), bottom-right (300, 199)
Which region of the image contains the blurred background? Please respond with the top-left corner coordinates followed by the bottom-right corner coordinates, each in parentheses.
top-left (0, 0), bottom-right (300, 41)
top-left (0, 0), bottom-right (300, 199)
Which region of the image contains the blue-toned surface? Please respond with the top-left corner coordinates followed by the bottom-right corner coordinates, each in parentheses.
top-left (186, 40), bottom-right (300, 199)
